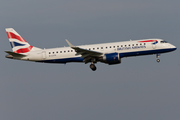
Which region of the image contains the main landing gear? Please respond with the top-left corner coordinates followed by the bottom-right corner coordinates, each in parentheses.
top-left (156, 54), bottom-right (160, 63)
top-left (89, 58), bottom-right (97, 71)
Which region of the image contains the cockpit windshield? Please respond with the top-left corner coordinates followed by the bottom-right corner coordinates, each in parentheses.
top-left (160, 41), bottom-right (168, 43)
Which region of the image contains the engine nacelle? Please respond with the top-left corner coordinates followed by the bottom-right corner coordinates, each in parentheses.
top-left (102, 53), bottom-right (121, 65)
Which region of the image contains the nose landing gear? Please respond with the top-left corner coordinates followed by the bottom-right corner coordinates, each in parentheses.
top-left (156, 54), bottom-right (160, 63)
top-left (156, 59), bottom-right (160, 62)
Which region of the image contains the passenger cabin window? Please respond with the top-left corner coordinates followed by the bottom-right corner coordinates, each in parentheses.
top-left (101, 47), bottom-right (103, 49)
top-left (49, 52), bottom-right (51, 54)
top-left (60, 51), bottom-right (62, 53)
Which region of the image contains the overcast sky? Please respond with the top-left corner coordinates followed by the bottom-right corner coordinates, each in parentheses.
top-left (0, 0), bottom-right (180, 120)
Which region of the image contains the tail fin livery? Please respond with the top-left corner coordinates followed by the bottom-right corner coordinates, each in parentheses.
top-left (5, 28), bottom-right (41, 53)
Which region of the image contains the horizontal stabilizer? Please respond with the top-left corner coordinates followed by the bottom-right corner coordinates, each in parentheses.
top-left (5, 51), bottom-right (27, 57)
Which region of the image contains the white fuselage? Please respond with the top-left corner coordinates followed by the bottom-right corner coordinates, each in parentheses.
top-left (20, 39), bottom-right (176, 64)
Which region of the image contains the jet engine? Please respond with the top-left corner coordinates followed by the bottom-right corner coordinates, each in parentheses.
top-left (101, 53), bottom-right (121, 65)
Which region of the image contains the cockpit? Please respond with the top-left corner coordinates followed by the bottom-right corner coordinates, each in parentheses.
top-left (160, 41), bottom-right (168, 43)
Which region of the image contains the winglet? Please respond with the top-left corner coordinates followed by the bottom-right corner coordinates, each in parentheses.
top-left (65, 39), bottom-right (76, 48)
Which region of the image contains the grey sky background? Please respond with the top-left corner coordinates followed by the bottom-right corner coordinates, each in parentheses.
top-left (0, 0), bottom-right (180, 120)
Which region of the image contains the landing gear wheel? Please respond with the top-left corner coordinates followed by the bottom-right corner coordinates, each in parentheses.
top-left (90, 64), bottom-right (97, 71)
top-left (156, 59), bottom-right (160, 63)
top-left (156, 54), bottom-right (160, 63)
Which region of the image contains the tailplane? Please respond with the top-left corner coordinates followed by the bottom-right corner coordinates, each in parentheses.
top-left (5, 28), bottom-right (42, 53)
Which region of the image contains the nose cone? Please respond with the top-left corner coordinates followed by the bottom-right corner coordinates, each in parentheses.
top-left (170, 44), bottom-right (177, 51)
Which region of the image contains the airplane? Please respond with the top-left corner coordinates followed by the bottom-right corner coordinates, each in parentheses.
top-left (5, 28), bottom-right (177, 71)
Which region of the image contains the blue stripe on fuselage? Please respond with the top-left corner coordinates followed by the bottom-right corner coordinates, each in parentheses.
top-left (37, 57), bottom-right (84, 63)
top-left (37, 48), bottom-right (176, 63)
top-left (120, 48), bottom-right (177, 58)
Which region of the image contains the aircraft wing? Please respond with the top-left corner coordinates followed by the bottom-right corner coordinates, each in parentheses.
top-left (65, 39), bottom-right (103, 59)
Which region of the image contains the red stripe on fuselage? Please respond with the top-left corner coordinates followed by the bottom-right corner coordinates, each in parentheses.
top-left (14, 46), bottom-right (33, 53)
top-left (6, 32), bottom-right (27, 43)
top-left (138, 40), bottom-right (158, 42)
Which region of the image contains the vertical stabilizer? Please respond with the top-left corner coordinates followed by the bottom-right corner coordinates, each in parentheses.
top-left (5, 28), bottom-right (41, 53)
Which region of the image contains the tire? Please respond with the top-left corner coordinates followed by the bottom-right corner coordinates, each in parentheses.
top-left (90, 64), bottom-right (97, 71)
top-left (156, 59), bottom-right (160, 62)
